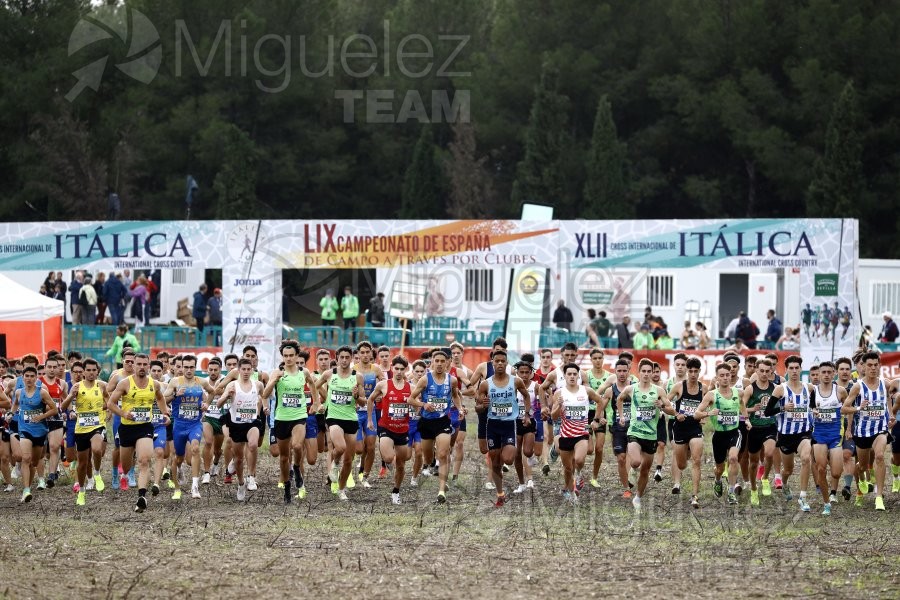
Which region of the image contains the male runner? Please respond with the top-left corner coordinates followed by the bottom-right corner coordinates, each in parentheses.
top-left (367, 356), bottom-right (412, 504)
top-left (469, 337), bottom-right (512, 489)
top-left (164, 354), bottom-right (213, 500)
top-left (697, 363), bottom-right (749, 505)
top-left (11, 366), bottom-right (57, 502)
top-left (218, 359), bottom-right (264, 501)
top-left (584, 348), bottom-right (610, 489)
top-left (742, 359), bottom-right (778, 506)
top-left (201, 357), bottom-right (226, 484)
top-left (599, 359), bottom-right (636, 498)
top-left (811, 361), bottom-right (846, 515)
top-left (550, 363), bottom-right (603, 503)
top-left (60, 358), bottom-right (108, 505)
top-left (105, 349), bottom-right (137, 488)
top-left (353, 341), bottom-right (383, 487)
top-left (667, 356), bottom-right (706, 507)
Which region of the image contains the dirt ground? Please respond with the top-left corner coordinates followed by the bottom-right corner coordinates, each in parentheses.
top-left (1, 426), bottom-right (898, 600)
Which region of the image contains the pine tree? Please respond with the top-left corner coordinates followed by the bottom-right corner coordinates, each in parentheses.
top-left (583, 95), bottom-right (630, 218)
top-left (400, 125), bottom-right (444, 219)
top-left (444, 121), bottom-right (493, 218)
top-left (806, 81), bottom-right (864, 217)
top-left (510, 60), bottom-right (570, 214)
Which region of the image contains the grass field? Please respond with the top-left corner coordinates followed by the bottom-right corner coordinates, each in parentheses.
top-left (2, 425), bottom-right (899, 600)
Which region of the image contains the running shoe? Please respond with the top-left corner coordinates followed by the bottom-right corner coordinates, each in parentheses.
top-left (36, 478), bottom-right (46, 490)
top-left (798, 496), bottom-right (810, 512)
top-left (484, 481), bottom-right (496, 491)
top-left (773, 474), bottom-right (783, 489)
top-left (75, 491), bottom-right (86, 506)
top-left (575, 475), bottom-right (585, 493)
top-left (223, 473), bottom-right (233, 484)
top-left (2, 484), bottom-right (13, 493)
top-left (623, 489), bottom-right (633, 499)
top-left (162, 467), bottom-right (171, 481)
top-left (632, 495), bottom-right (642, 510)
top-left (653, 468), bottom-right (662, 483)
top-left (822, 503), bottom-right (832, 516)
top-left (94, 474), bottom-right (105, 492)
top-left (783, 486), bottom-right (793, 501)
top-left (85, 477), bottom-right (95, 491)
top-left (172, 489), bottom-right (182, 500)
top-left (671, 484), bottom-right (681, 495)
top-left (345, 474), bottom-right (356, 489)
top-left (756, 464), bottom-right (765, 481)
top-left (119, 475), bottom-right (128, 491)
top-left (11, 465), bottom-right (20, 480)
top-left (502, 464), bottom-right (509, 473)
top-left (361, 478), bottom-right (372, 489)
top-left (714, 479), bottom-right (723, 498)
top-left (727, 492), bottom-right (737, 505)
top-left (513, 484), bottom-right (526, 494)
top-left (841, 486), bottom-right (851, 501)
top-left (134, 496), bottom-right (147, 513)
top-left (542, 464), bottom-right (551, 476)
top-left (20, 488), bottom-right (32, 503)
top-left (46, 474), bottom-right (56, 489)
top-left (829, 492), bottom-right (837, 504)
top-left (246, 476), bottom-right (258, 491)
top-left (750, 490), bottom-right (759, 506)
top-left (338, 490), bottom-right (350, 502)
top-left (357, 471), bottom-right (366, 483)
top-left (201, 472), bottom-right (211, 485)
top-left (437, 491), bottom-right (447, 504)
top-left (526, 479), bottom-right (534, 489)
top-left (590, 478), bottom-right (601, 489)
top-left (734, 481), bottom-right (743, 496)
top-left (211, 463), bottom-right (220, 477)
top-left (167, 478), bottom-right (176, 489)
top-left (875, 496), bottom-right (886, 511)
top-left (191, 484), bottom-right (201, 499)
top-left (72, 482), bottom-right (80, 493)
top-left (421, 467), bottom-right (433, 478)
top-left (761, 479), bottom-right (772, 497)
top-left (893, 479), bottom-right (900, 494)
top-left (549, 445), bottom-right (559, 463)
top-left (331, 481), bottom-right (339, 494)
top-left (297, 486), bottom-right (307, 500)
top-left (277, 481), bottom-right (285, 489)
top-left (409, 477), bottom-right (418, 487)
top-left (151, 483), bottom-right (160, 496)
top-left (127, 470), bottom-right (137, 488)
top-left (858, 479), bottom-right (869, 494)
top-left (379, 466), bottom-right (388, 478)
top-left (391, 492), bottom-right (401, 505)
top-left (854, 493), bottom-right (863, 507)
top-left (237, 483), bottom-right (247, 501)
top-left (690, 495), bottom-right (700, 509)
top-left (494, 493), bottom-right (506, 508)
top-left (283, 483), bottom-right (292, 504)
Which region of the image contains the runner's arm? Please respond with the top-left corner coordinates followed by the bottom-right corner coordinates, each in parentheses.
top-left (367, 380), bottom-right (386, 425)
top-left (155, 385), bottom-right (170, 419)
top-left (694, 391), bottom-right (716, 420)
top-left (107, 379), bottom-right (130, 418)
top-left (60, 383), bottom-right (78, 412)
top-left (38, 387), bottom-right (58, 421)
top-left (216, 382), bottom-right (235, 409)
top-left (549, 390), bottom-right (563, 420)
top-left (407, 377), bottom-right (428, 409)
top-left (763, 386), bottom-right (784, 417)
top-left (304, 368), bottom-right (320, 410)
top-left (451, 376), bottom-right (464, 414)
top-left (261, 369), bottom-right (282, 400)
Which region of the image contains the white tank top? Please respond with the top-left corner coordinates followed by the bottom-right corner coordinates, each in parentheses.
top-left (230, 381), bottom-right (260, 424)
top-left (816, 383), bottom-right (840, 409)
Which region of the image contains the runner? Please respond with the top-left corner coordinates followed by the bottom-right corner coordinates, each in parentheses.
top-left (163, 354), bottom-right (213, 500)
top-left (353, 341), bottom-right (383, 488)
top-left (476, 349), bottom-right (531, 506)
top-left (375, 344), bottom-right (393, 478)
top-left (468, 337), bottom-right (512, 489)
top-left (107, 354), bottom-right (169, 513)
top-left (315, 346), bottom-right (365, 501)
top-left (835, 357), bottom-right (857, 500)
top-left (584, 348), bottom-right (610, 489)
top-left (409, 349), bottom-right (463, 504)
top-left (147, 360), bottom-right (171, 496)
top-left (764, 355), bottom-right (817, 512)
top-left (449, 342), bottom-right (471, 483)
top-left (550, 362), bottom-right (603, 503)
top-left (666, 356), bottom-right (706, 507)
top-left (742, 358), bottom-right (778, 506)
top-left (615, 359), bottom-right (676, 510)
top-left (367, 356), bottom-right (412, 504)
top-left (0, 379), bottom-right (11, 491)
top-left (217, 359), bottom-right (264, 502)
top-left (534, 348), bottom-right (555, 475)
top-left (262, 341), bottom-right (320, 503)
top-left (664, 353), bottom-right (688, 488)
top-left (650, 361), bottom-right (669, 483)
top-left (11, 365), bottom-right (57, 502)
top-left (695, 363), bottom-right (749, 505)
top-left (811, 361), bottom-right (847, 515)
top-left (407, 360), bottom-right (427, 486)
top-left (201, 357), bottom-right (226, 485)
top-left (40, 355), bottom-right (68, 489)
top-left (598, 359), bottom-right (636, 498)
top-left (841, 351), bottom-right (893, 511)
top-left (512, 355), bottom-right (539, 493)
top-left (105, 349), bottom-right (137, 488)
top-left (60, 358), bottom-right (108, 505)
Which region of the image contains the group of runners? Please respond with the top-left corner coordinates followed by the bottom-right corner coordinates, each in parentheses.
top-left (0, 339), bottom-right (897, 515)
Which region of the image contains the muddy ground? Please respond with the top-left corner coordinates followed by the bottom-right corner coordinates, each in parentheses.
top-left (1, 426), bottom-right (898, 599)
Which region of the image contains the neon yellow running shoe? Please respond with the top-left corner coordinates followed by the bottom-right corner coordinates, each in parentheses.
top-left (172, 489), bottom-right (182, 500)
top-left (297, 485), bottom-right (307, 500)
top-left (875, 496), bottom-right (886, 511)
top-left (589, 478), bottom-right (601, 489)
top-left (75, 491), bottom-right (86, 506)
top-left (892, 479), bottom-right (900, 494)
top-left (167, 479), bottom-right (176, 489)
top-left (346, 474), bottom-right (356, 489)
top-left (858, 480), bottom-right (869, 494)
top-left (761, 479), bottom-right (772, 497)
top-left (277, 481), bottom-right (285, 489)
top-left (93, 475), bottom-right (105, 493)
top-left (750, 490), bottom-right (760, 506)
top-left (331, 481), bottom-right (338, 494)
top-left (854, 493), bottom-right (864, 507)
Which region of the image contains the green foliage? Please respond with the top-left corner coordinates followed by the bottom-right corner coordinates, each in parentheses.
top-left (0, 0), bottom-right (899, 256)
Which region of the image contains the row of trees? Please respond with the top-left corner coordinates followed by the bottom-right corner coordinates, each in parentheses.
top-left (1, 0), bottom-right (897, 256)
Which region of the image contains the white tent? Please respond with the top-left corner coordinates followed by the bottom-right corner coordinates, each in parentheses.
top-left (0, 273), bottom-right (65, 359)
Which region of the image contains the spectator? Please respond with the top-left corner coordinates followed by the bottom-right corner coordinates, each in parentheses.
top-left (106, 324), bottom-right (141, 368)
top-left (103, 272), bottom-right (127, 326)
top-left (39, 284), bottom-right (47, 296)
top-left (320, 289), bottom-right (338, 327)
top-left (681, 321), bottom-right (698, 349)
top-left (878, 311), bottom-right (899, 343)
top-left (208, 288), bottom-right (223, 326)
top-left (192, 284), bottom-right (209, 333)
top-left (633, 322), bottom-right (655, 350)
top-left (776, 327), bottom-right (801, 351)
top-left (94, 272), bottom-right (107, 324)
top-left (656, 329), bottom-right (675, 350)
top-left (121, 268), bottom-right (132, 288)
top-left (79, 274), bottom-right (98, 325)
top-left (593, 310), bottom-right (611, 338)
top-left (341, 286), bottom-right (360, 341)
top-left (42, 271), bottom-right (55, 296)
top-left (643, 306), bottom-right (654, 325)
top-left (552, 299), bottom-right (574, 331)
top-left (585, 308), bottom-right (598, 346)
top-left (368, 292), bottom-right (386, 328)
top-left (52, 282), bottom-right (66, 305)
top-left (764, 309), bottom-right (783, 344)
top-left (129, 275), bottom-right (150, 330)
top-left (650, 315), bottom-right (667, 338)
top-left (70, 271), bottom-right (84, 324)
top-left (614, 316), bottom-right (633, 349)
top-left (724, 311), bottom-right (742, 341)
top-left (735, 313), bottom-right (760, 349)
top-left (695, 321), bottom-right (711, 349)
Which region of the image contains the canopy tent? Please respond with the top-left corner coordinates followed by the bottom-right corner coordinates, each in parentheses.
top-left (0, 273), bottom-right (64, 360)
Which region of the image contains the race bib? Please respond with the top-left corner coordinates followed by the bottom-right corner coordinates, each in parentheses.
top-left (492, 404), bottom-right (513, 417)
top-left (862, 406), bottom-right (884, 419)
top-left (78, 412), bottom-right (101, 428)
top-left (565, 406), bottom-right (587, 421)
top-left (151, 407), bottom-right (167, 426)
top-left (429, 399), bottom-right (449, 412)
top-left (178, 405), bottom-right (200, 420)
top-left (130, 407), bottom-right (151, 423)
top-left (718, 413), bottom-right (738, 426)
top-left (636, 409), bottom-right (655, 422)
top-left (281, 394), bottom-right (305, 408)
top-left (815, 408), bottom-right (837, 423)
top-left (681, 403), bottom-right (697, 417)
top-left (22, 409), bottom-right (41, 423)
top-left (235, 408), bottom-right (256, 423)
top-left (788, 409), bottom-right (807, 422)
top-left (388, 403), bottom-right (409, 418)
top-left (331, 391), bottom-right (352, 406)
top-left (205, 404), bottom-right (222, 418)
